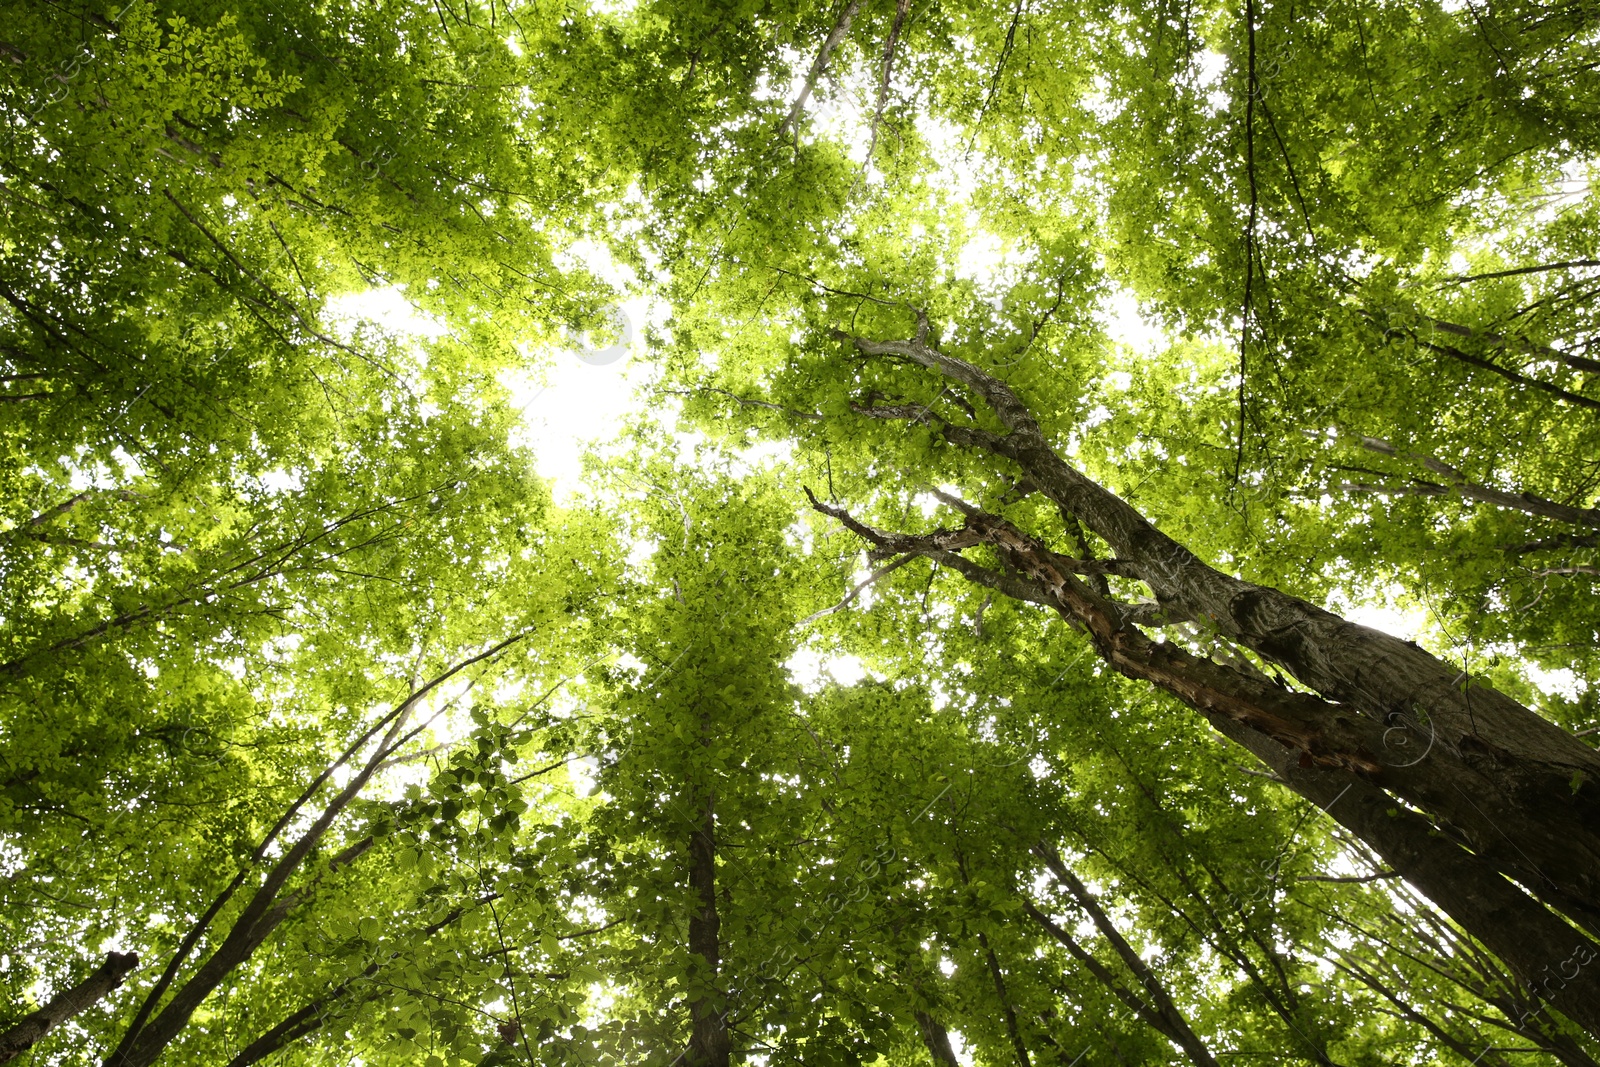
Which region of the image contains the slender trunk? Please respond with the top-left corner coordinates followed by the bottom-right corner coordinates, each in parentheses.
top-left (687, 790), bottom-right (729, 1067)
top-left (106, 638), bottom-right (521, 1067)
top-left (1207, 709), bottom-right (1600, 1036)
top-left (818, 326), bottom-right (1600, 1038)
top-left (0, 953), bottom-right (137, 1064)
top-left (1332, 952), bottom-right (1600, 1067)
top-left (1336, 954), bottom-right (1516, 1067)
top-left (978, 933), bottom-right (1032, 1067)
top-left (1085, 754), bottom-right (1341, 1066)
top-left (777, 0), bottom-right (865, 138)
top-left (953, 846), bottom-right (1031, 1067)
top-left (1083, 841), bottom-right (1338, 1066)
top-left (227, 892), bottom-right (501, 1067)
top-left (1031, 848), bottom-right (1221, 1067)
top-left (106, 836), bottom-right (374, 1067)
top-left (1413, 333), bottom-right (1600, 412)
top-left (1427, 315), bottom-right (1600, 376)
top-left (225, 997), bottom-right (332, 1067)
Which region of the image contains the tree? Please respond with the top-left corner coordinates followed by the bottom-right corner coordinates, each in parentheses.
top-left (6, 0), bottom-right (1600, 1063)
top-left (792, 316), bottom-right (1600, 1029)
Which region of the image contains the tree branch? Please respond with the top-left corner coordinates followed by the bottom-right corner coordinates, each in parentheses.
top-left (777, 0), bottom-right (865, 140)
top-left (1035, 844), bottom-right (1221, 1067)
top-left (797, 553), bottom-right (918, 625)
top-left (107, 635), bottom-right (529, 1067)
top-left (1345, 432), bottom-right (1600, 528)
top-left (865, 0), bottom-right (912, 161)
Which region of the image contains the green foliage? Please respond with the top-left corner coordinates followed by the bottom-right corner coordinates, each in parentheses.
top-left (3, 0), bottom-right (1598, 1064)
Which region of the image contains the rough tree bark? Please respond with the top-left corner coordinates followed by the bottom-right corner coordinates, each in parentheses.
top-left (806, 321), bottom-right (1600, 1037)
top-left (0, 953), bottom-right (138, 1064)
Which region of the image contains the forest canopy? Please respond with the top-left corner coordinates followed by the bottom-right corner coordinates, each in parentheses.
top-left (2, 0), bottom-right (1599, 1065)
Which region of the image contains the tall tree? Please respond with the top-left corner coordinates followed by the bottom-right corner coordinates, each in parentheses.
top-left (7, 0), bottom-right (1600, 1062)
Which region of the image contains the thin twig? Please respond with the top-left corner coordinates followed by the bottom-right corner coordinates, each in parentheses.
top-left (797, 554), bottom-right (917, 625)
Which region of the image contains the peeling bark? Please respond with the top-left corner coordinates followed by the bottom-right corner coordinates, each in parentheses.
top-left (812, 326), bottom-right (1600, 1037)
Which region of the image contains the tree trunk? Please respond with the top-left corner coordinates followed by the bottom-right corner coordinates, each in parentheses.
top-left (1210, 709), bottom-right (1600, 1036)
top-left (1082, 760), bottom-right (1342, 1066)
top-left (226, 892), bottom-right (498, 1067)
top-left (978, 933), bottom-right (1033, 1067)
top-left (1022, 898), bottom-right (1223, 1067)
top-left (818, 327), bottom-right (1600, 1038)
top-left (225, 997), bottom-right (332, 1067)
top-left (0, 953), bottom-right (137, 1064)
top-left (687, 790), bottom-right (730, 1067)
top-left (1030, 848), bottom-right (1221, 1067)
top-left (105, 639), bottom-right (524, 1067)
top-left (916, 1011), bottom-right (963, 1066)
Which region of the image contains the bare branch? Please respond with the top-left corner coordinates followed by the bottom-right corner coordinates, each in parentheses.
top-left (1343, 433), bottom-right (1600, 528)
top-left (1297, 870), bottom-right (1400, 884)
top-left (1449, 259), bottom-right (1600, 284)
top-left (974, 0), bottom-right (1024, 129)
top-left (663, 386), bottom-right (822, 420)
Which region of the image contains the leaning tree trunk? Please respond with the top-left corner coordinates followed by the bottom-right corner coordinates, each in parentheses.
top-left (805, 320), bottom-right (1600, 1038)
top-left (106, 637), bottom-right (525, 1067)
top-left (1028, 846), bottom-right (1221, 1067)
top-left (0, 953), bottom-right (138, 1064)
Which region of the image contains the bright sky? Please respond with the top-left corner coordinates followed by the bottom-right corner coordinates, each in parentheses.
top-left (327, 247), bottom-right (662, 501)
top-left (329, 38), bottom-right (1178, 508)
top-left (500, 295), bottom-right (659, 500)
top-left (324, 79), bottom-right (1585, 708)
